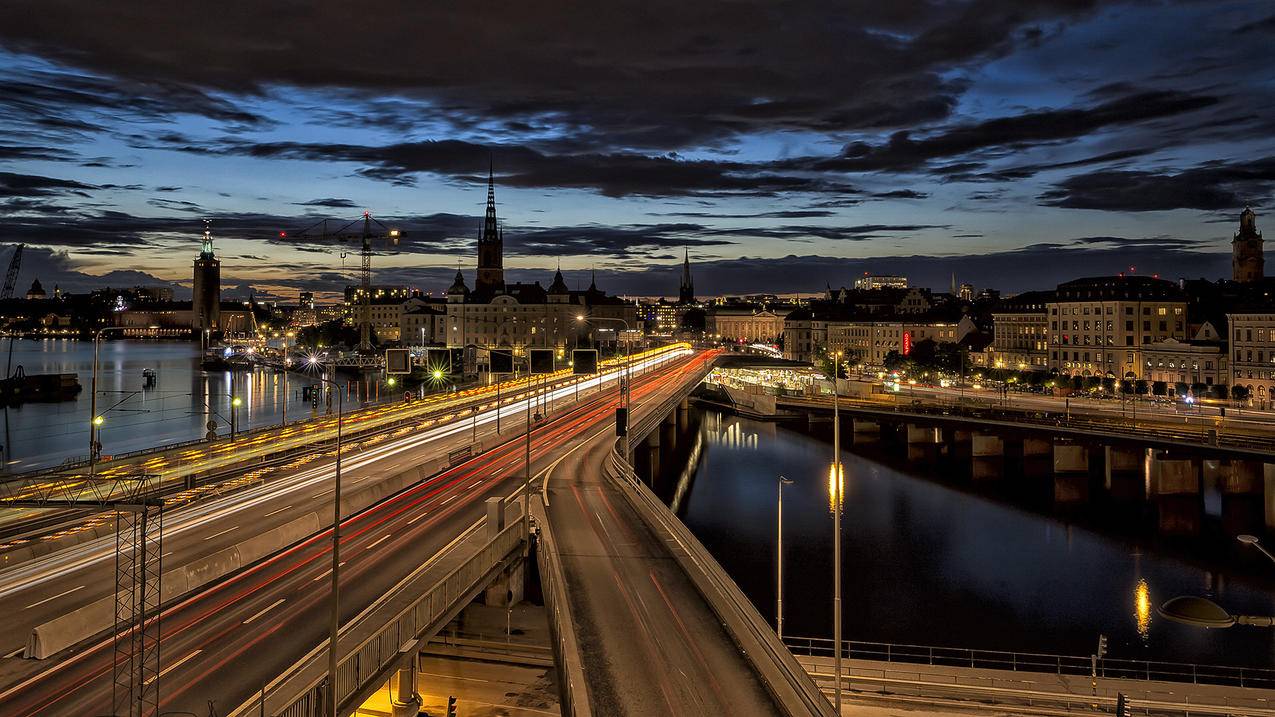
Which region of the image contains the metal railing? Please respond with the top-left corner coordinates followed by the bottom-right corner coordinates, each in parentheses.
top-left (783, 636), bottom-right (1275, 690)
top-left (231, 519), bottom-right (524, 717)
top-left (530, 499), bottom-right (593, 717)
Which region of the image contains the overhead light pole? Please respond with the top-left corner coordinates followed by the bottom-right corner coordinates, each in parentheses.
top-left (831, 374), bottom-right (843, 712)
top-left (777, 475), bottom-right (794, 639)
top-left (577, 315), bottom-right (632, 458)
top-left (89, 325), bottom-right (148, 477)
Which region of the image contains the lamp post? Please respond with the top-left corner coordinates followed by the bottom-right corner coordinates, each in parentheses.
top-left (230, 394), bottom-right (242, 440)
top-left (777, 475), bottom-right (794, 639)
top-left (89, 325), bottom-right (141, 476)
top-left (1238, 534), bottom-right (1275, 566)
top-left (1158, 595), bottom-right (1274, 628)
top-left (577, 315), bottom-right (632, 458)
top-left (831, 375), bottom-right (843, 712)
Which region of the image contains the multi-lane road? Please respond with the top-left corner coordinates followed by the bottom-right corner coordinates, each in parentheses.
top-left (543, 349), bottom-right (783, 716)
top-left (0, 347), bottom-right (705, 716)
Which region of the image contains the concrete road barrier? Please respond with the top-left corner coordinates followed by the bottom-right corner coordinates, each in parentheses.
top-left (27, 594), bottom-right (114, 659)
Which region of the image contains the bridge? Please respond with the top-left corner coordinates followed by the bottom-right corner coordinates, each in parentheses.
top-left (0, 345), bottom-right (833, 716)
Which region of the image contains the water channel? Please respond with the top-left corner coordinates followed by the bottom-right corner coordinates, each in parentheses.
top-left (647, 406), bottom-right (1275, 669)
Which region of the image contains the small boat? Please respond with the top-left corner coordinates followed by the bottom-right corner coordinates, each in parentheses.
top-left (0, 366), bottom-right (82, 406)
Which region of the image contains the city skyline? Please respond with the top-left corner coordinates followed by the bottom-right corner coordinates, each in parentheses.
top-left (2, 1), bottom-right (1274, 297)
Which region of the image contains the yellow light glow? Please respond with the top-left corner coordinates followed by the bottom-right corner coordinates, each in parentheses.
top-left (827, 461), bottom-right (844, 514)
top-left (432, 369), bottom-right (443, 379)
top-left (1135, 578), bottom-right (1151, 639)
top-left (93, 415), bottom-right (104, 426)
top-left (387, 377), bottom-right (397, 387)
top-left (232, 397), bottom-right (242, 407)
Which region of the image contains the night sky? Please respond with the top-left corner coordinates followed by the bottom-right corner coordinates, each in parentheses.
top-left (1, 1), bottom-right (1273, 298)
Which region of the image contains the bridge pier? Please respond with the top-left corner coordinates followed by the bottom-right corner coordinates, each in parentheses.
top-left (645, 430), bottom-right (661, 485)
top-left (1052, 442), bottom-right (1090, 503)
top-left (971, 433), bottom-right (1004, 481)
top-left (1104, 446), bottom-right (1145, 501)
top-left (852, 418), bottom-right (879, 444)
top-left (482, 497), bottom-right (526, 606)
top-left (1219, 460), bottom-right (1265, 535)
top-left (1151, 452), bottom-right (1202, 535)
top-left (906, 424), bottom-right (940, 462)
top-left (389, 661), bottom-right (422, 717)
top-left (677, 398), bottom-right (690, 430)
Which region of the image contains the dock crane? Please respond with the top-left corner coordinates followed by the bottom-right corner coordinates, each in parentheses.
top-left (1, 243), bottom-right (22, 300)
top-left (283, 214), bottom-right (401, 353)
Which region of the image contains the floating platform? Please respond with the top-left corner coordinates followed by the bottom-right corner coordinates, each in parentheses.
top-left (0, 370), bottom-right (81, 406)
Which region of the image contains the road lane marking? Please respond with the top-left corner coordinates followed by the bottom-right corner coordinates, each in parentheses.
top-left (263, 505), bottom-right (292, 518)
top-left (366, 534), bottom-right (392, 550)
top-left (242, 598), bottom-right (286, 624)
top-left (24, 584), bottom-right (85, 610)
top-left (312, 561), bottom-right (347, 581)
top-left (144, 649), bottom-right (201, 685)
top-left (202, 526), bottom-right (239, 541)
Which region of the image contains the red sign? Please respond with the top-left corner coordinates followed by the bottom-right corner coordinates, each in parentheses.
top-left (902, 331), bottom-right (913, 356)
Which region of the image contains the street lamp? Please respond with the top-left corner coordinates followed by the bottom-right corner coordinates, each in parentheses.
top-left (230, 395), bottom-right (243, 440)
top-left (1158, 595), bottom-right (1274, 628)
top-left (89, 325), bottom-right (154, 475)
top-left (777, 475), bottom-right (794, 640)
top-left (1238, 534), bottom-right (1275, 566)
top-left (828, 373), bottom-right (844, 711)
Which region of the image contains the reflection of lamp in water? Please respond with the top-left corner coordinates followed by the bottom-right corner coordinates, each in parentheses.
top-left (827, 461), bottom-right (844, 514)
top-left (1135, 579), bottom-right (1152, 639)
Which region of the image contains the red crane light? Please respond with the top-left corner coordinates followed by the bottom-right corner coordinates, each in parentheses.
top-left (279, 231), bottom-right (287, 237)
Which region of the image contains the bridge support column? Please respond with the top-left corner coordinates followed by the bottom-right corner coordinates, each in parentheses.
top-left (677, 398), bottom-right (690, 430)
top-left (971, 433), bottom-right (1003, 481)
top-left (1052, 442), bottom-right (1089, 503)
top-left (1220, 460), bottom-right (1264, 535)
top-left (906, 424), bottom-right (940, 462)
top-left (1151, 452), bottom-right (1202, 535)
top-left (1023, 437), bottom-right (1051, 458)
top-left (1104, 446), bottom-right (1145, 501)
top-left (1265, 465), bottom-right (1275, 531)
top-left (483, 558), bottom-right (526, 608)
top-left (389, 661), bottom-right (422, 717)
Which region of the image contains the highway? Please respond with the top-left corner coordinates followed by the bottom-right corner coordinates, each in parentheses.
top-left (0, 347), bottom-right (688, 658)
top-left (0, 348), bottom-right (706, 716)
top-left (543, 349), bottom-right (781, 716)
top-left (0, 355), bottom-right (644, 544)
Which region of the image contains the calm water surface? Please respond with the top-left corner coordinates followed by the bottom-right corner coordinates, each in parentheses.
top-left (669, 409), bottom-right (1275, 668)
top-left (1, 339), bottom-right (321, 471)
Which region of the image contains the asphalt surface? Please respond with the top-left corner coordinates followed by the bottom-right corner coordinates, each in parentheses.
top-left (545, 351), bottom-right (780, 716)
top-left (0, 348), bottom-right (702, 716)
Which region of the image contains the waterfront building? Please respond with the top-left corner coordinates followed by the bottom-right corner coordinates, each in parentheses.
top-left (1227, 312), bottom-right (1275, 404)
top-left (192, 223), bottom-right (220, 333)
top-left (853, 274), bottom-right (907, 290)
top-left (1141, 338), bottom-right (1227, 393)
top-left (441, 172), bottom-right (636, 354)
top-left (987, 291), bottom-right (1052, 371)
top-left (782, 303), bottom-right (973, 365)
top-left (1047, 275), bottom-right (1187, 379)
top-left (707, 307), bottom-right (784, 344)
top-left (1233, 206), bottom-right (1264, 283)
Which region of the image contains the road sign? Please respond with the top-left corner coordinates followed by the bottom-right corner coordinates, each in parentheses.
top-left (572, 349), bottom-right (598, 374)
top-left (490, 349), bottom-right (514, 374)
top-left (530, 348), bottom-right (555, 375)
top-left (384, 348), bottom-right (411, 375)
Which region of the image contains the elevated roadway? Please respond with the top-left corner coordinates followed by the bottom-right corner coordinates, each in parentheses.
top-left (541, 350), bottom-right (833, 716)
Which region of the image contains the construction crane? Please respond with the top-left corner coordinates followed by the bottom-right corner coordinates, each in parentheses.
top-left (283, 213), bottom-right (401, 353)
top-left (1, 243), bottom-right (23, 300)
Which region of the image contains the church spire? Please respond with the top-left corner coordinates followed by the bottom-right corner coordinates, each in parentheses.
top-left (481, 159), bottom-right (498, 245)
top-left (678, 248), bottom-right (695, 304)
top-left (475, 158), bottom-right (505, 294)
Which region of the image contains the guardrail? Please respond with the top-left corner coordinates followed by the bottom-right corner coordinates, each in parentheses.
top-left (780, 395), bottom-right (1275, 457)
top-left (529, 498), bottom-right (593, 717)
top-left (230, 518), bottom-right (525, 717)
top-left (604, 442), bottom-right (835, 716)
top-left (783, 636), bottom-right (1275, 690)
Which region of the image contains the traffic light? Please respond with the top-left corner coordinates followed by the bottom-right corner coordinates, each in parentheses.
top-left (615, 407), bottom-right (628, 436)
top-left (1096, 634), bottom-right (1108, 659)
top-left (446, 695), bottom-right (457, 717)
top-left (1116, 692), bottom-right (1129, 717)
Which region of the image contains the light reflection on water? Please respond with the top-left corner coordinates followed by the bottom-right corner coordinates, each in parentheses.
top-left (674, 408), bottom-right (1275, 667)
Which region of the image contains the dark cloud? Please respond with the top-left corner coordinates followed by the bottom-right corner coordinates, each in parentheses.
top-left (0, 145), bottom-right (76, 161)
top-left (1039, 156), bottom-right (1275, 211)
top-left (0, 1), bottom-right (1104, 150)
top-left (296, 197), bottom-right (359, 209)
top-left (871, 189), bottom-right (929, 199)
top-left (1235, 14), bottom-right (1275, 35)
top-left (650, 210), bottom-right (836, 219)
top-left (798, 91), bottom-right (1216, 174)
top-left (150, 136), bottom-right (861, 198)
top-left (0, 171), bottom-right (95, 198)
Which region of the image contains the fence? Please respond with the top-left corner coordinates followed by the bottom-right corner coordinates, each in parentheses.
top-left (231, 519), bottom-right (524, 717)
top-left (783, 636), bottom-right (1275, 690)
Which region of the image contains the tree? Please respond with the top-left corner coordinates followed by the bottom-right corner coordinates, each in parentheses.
top-left (1190, 382), bottom-right (1208, 397)
top-left (1119, 379), bottom-right (1134, 394)
top-left (1173, 381), bottom-right (1189, 397)
top-left (1152, 381), bottom-right (1167, 396)
top-left (1101, 377), bottom-right (1116, 393)
top-left (1070, 375), bottom-right (1084, 391)
top-left (1135, 380), bottom-right (1149, 395)
top-left (883, 350), bottom-right (905, 371)
top-left (296, 319), bottom-right (361, 349)
top-left (1232, 385), bottom-right (1250, 400)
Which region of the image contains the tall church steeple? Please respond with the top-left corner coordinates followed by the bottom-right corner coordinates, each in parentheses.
top-left (475, 160), bottom-right (505, 295)
top-left (193, 219), bottom-right (221, 333)
top-left (1233, 205), bottom-right (1264, 283)
top-left (678, 249), bottom-right (695, 304)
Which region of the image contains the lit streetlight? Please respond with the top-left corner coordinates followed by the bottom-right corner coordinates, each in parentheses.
top-left (89, 325), bottom-right (156, 475)
top-left (1238, 534), bottom-right (1275, 566)
top-left (1159, 534), bottom-right (1275, 631)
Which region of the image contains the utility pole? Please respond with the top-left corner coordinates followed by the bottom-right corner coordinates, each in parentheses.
top-left (832, 381), bottom-right (843, 712)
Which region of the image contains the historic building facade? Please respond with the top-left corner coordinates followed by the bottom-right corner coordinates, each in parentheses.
top-left (1047, 276), bottom-right (1187, 379)
top-left (988, 291), bottom-right (1052, 371)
